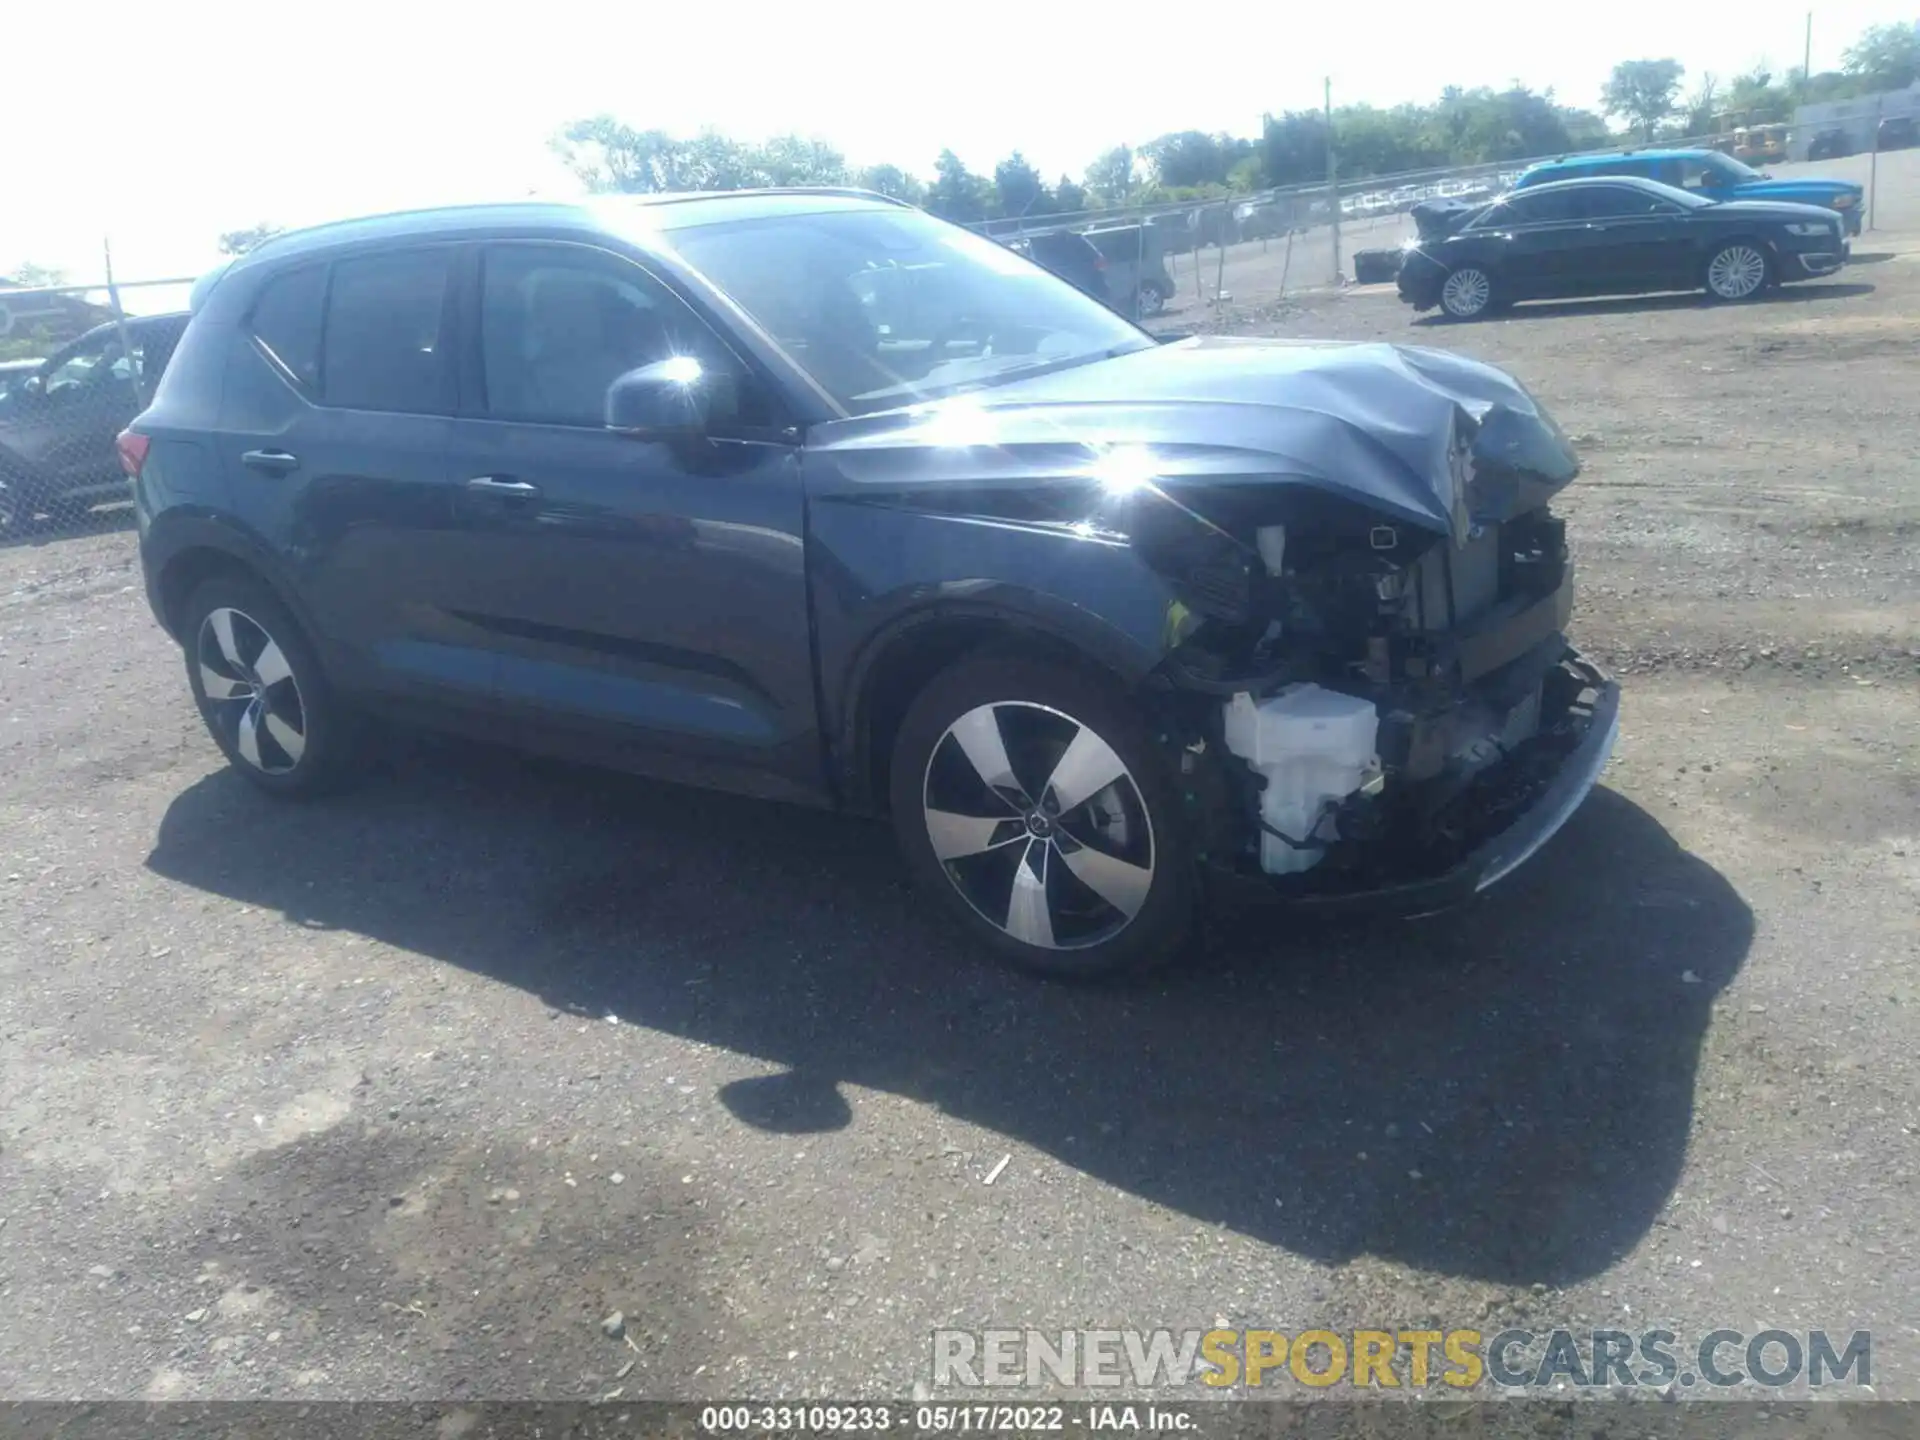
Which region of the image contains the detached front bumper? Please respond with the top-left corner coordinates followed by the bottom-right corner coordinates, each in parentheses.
top-left (1208, 653), bottom-right (1621, 917)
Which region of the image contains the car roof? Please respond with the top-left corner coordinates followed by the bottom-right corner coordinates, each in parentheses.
top-left (232, 189), bottom-right (906, 270)
top-left (1501, 175), bottom-right (1674, 195)
top-left (70, 312), bottom-right (189, 344)
top-left (1528, 149), bottom-right (1716, 170)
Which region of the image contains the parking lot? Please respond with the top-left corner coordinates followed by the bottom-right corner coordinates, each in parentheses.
top-left (2, 211), bottom-right (1918, 1403)
top-left (1161, 147), bottom-right (1920, 316)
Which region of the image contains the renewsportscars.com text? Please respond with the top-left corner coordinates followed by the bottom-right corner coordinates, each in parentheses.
top-left (931, 1327), bottom-right (1872, 1391)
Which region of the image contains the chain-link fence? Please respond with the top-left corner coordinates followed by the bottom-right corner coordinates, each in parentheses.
top-left (967, 130), bottom-right (1920, 331)
top-left (0, 275), bottom-right (194, 544)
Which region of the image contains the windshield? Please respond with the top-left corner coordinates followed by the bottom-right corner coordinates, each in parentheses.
top-left (1706, 152), bottom-right (1763, 183)
top-left (1639, 178), bottom-right (1714, 209)
top-left (665, 207), bottom-right (1152, 416)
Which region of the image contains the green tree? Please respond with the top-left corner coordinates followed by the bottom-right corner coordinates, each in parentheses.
top-left (992, 152), bottom-right (1050, 218)
top-left (1052, 175), bottom-right (1089, 215)
top-left (0, 266), bottom-right (67, 360)
top-left (755, 135), bottom-right (849, 186)
top-left (1084, 146), bottom-right (1136, 203)
top-left (1683, 72), bottom-right (1721, 135)
top-left (552, 121), bottom-right (846, 192)
top-left (4, 263), bottom-right (67, 289)
top-left (1721, 68), bottom-right (1794, 125)
top-left (1601, 59), bottom-right (1686, 140)
top-left (218, 223), bottom-right (284, 256)
top-left (1260, 110), bottom-right (1330, 187)
top-left (926, 149), bottom-right (991, 223)
top-left (1141, 130), bottom-right (1250, 188)
top-left (1842, 22), bottom-right (1920, 92)
top-left (854, 164), bottom-right (926, 204)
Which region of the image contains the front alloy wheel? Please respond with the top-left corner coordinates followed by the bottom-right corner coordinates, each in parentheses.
top-left (1440, 266), bottom-right (1493, 319)
top-left (890, 654), bottom-right (1193, 978)
top-left (1706, 243), bottom-right (1769, 300)
top-left (925, 701), bottom-right (1155, 951)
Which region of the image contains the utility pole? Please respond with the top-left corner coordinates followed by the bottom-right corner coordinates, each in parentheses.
top-left (1325, 77), bottom-right (1341, 285)
top-left (1802, 11), bottom-right (1812, 93)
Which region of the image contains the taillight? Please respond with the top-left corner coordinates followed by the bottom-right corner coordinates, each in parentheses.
top-left (1094, 255), bottom-right (1109, 270)
top-left (117, 430), bottom-right (151, 478)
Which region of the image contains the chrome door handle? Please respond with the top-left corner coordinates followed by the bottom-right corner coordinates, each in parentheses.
top-left (465, 476), bottom-right (541, 498)
top-left (241, 449), bottom-right (299, 474)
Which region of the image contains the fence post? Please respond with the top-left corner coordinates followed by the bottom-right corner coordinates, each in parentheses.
top-left (1867, 96), bottom-right (1881, 232)
top-left (1215, 202), bottom-right (1228, 307)
top-left (1134, 219), bottom-right (1147, 323)
top-left (1325, 77), bottom-right (1342, 285)
top-left (102, 239), bottom-right (146, 410)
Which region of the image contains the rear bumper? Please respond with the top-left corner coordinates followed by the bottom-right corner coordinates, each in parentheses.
top-left (1207, 653), bottom-right (1620, 917)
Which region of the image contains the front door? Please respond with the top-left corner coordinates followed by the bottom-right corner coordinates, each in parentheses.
top-left (7, 328), bottom-right (138, 491)
top-left (443, 240), bottom-right (822, 804)
top-left (1571, 186), bottom-right (1693, 291)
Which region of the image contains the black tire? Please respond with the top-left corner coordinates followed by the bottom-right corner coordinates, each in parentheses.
top-left (1704, 239), bottom-right (1773, 302)
top-left (181, 573), bottom-right (361, 797)
top-left (888, 651), bottom-right (1194, 980)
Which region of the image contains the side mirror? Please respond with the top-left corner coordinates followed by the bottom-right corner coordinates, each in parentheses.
top-left (604, 357), bottom-right (736, 436)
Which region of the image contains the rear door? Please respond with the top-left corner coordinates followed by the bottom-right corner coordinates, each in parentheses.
top-left (439, 239), bottom-right (822, 803)
top-left (216, 246), bottom-right (489, 712)
top-left (1471, 189), bottom-right (1589, 297)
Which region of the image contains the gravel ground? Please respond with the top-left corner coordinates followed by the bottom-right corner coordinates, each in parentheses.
top-left (2, 231), bottom-right (1917, 1407)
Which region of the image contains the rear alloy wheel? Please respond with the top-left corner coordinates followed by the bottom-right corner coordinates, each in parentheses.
top-left (1706, 242), bottom-right (1770, 300)
top-left (182, 575), bottom-right (359, 796)
top-left (890, 654), bottom-right (1193, 978)
top-left (1439, 265), bottom-right (1494, 319)
top-left (1137, 284), bottom-right (1167, 318)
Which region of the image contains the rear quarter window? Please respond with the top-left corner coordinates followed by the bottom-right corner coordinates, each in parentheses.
top-left (248, 264), bottom-right (327, 391)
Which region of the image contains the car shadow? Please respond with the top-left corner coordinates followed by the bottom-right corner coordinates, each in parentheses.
top-left (146, 733), bottom-right (1751, 1287)
top-left (1412, 280), bottom-right (1876, 325)
top-left (1844, 250), bottom-right (1896, 264)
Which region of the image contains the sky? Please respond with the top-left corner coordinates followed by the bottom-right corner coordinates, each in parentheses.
top-left (4, 0), bottom-right (1914, 291)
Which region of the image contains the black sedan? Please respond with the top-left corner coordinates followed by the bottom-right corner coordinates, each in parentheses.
top-left (1398, 176), bottom-right (1849, 320)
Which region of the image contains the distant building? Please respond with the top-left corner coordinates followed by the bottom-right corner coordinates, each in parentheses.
top-left (0, 288), bottom-right (115, 358)
top-left (1792, 81), bottom-right (1920, 161)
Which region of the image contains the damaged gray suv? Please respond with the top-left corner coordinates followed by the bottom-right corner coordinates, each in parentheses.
top-left (127, 189), bottom-right (1618, 978)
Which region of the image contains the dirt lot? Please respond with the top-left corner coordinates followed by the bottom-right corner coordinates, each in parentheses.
top-left (2, 228), bottom-right (1918, 1405)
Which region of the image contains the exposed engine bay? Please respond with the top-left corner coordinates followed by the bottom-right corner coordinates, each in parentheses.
top-left (1130, 466), bottom-right (1606, 896)
top-left (809, 333), bottom-right (1617, 898)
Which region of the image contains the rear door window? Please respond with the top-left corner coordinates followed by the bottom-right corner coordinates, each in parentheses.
top-left (1578, 186), bottom-right (1672, 218)
top-left (1503, 190), bottom-right (1581, 225)
top-left (321, 249), bottom-right (455, 415)
top-left (248, 265), bottom-right (327, 391)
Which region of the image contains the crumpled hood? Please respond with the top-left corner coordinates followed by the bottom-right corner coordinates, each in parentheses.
top-left (804, 335), bottom-right (1579, 541)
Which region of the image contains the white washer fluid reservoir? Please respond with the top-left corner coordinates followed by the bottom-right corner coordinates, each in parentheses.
top-left (1221, 685), bottom-right (1381, 876)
